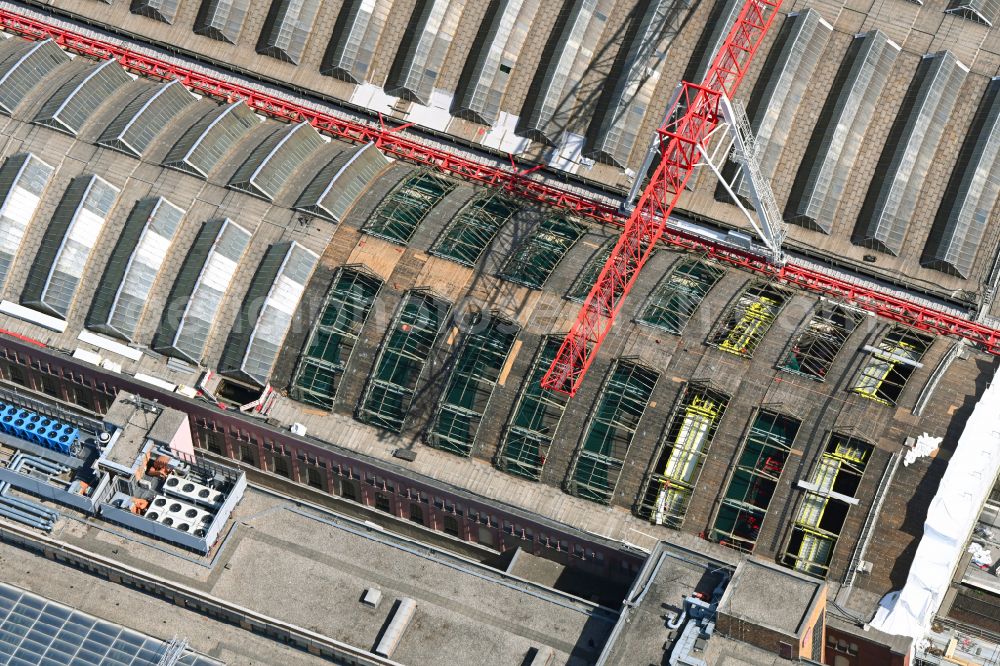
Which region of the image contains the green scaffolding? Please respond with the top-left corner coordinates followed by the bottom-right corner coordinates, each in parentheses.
top-left (358, 290), bottom-right (450, 432)
top-left (496, 337), bottom-right (570, 480)
top-left (782, 303), bottom-right (865, 380)
top-left (571, 360), bottom-right (658, 505)
top-left (426, 314), bottom-right (520, 456)
top-left (852, 327), bottom-right (932, 405)
top-left (638, 259), bottom-right (725, 334)
top-left (362, 171), bottom-right (455, 245)
top-left (431, 192), bottom-right (518, 266)
top-left (638, 383), bottom-right (729, 527)
top-left (566, 239), bottom-right (615, 302)
top-left (291, 268), bottom-right (383, 409)
top-left (708, 282), bottom-right (790, 358)
top-left (782, 434), bottom-right (872, 577)
top-left (499, 215), bottom-right (586, 289)
top-left (709, 411), bottom-right (800, 552)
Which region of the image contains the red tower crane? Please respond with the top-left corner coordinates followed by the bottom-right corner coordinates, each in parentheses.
top-left (540, 0), bottom-right (784, 396)
top-left (0, 6), bottom-right (998, 385)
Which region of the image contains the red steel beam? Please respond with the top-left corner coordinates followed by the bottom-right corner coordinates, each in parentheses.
top-left (540, 0), bottom-right (785, 395)
top-left (0, 8), bottom-right (998, 378)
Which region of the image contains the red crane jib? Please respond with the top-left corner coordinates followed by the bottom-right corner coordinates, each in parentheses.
top-left (0, 8), bottom-right (996, 395)
top-left (541, 0), bottom-right (786, 395)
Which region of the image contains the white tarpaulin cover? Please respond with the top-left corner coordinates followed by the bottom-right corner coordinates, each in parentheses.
top-left (872, 368), bottom-right (1000, 641)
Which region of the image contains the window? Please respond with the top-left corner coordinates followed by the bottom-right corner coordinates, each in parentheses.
top-left (358, 291), bottom-right (450, 431)
top-left (427, 313), bottom-right (519, 456)
top-left (431, 192), bottom-right (517, 266)
top-left (499, 216), bottom-right (586, 289)
top-left (782, 434), bottom-right (873, 577)
top-left (571, 360), bottom-right (658, 504)
top-left (852, 327), bottom-right (932, 405)
top-left (782, 303), bottom-right (865, 380)
top-left (638, 259), bottom-right (725, 334)
top-left (362, 172), bottom-right (454, 245)
top-left (292, 267), bottom-right (382, 409)
top-left (409, 503), bottom-right (424, 525)
top-left (708, 283), bottom-right (789, 357)
top-left (497, 338), bottom-right (569, 480)
top-left (710, 411), bottom-right (800, 552)
top-left (638, 383), bottom-right (729, 527)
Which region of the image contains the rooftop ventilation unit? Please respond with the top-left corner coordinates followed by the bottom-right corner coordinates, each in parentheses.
top-left (162, 473), bottom-right (223, 508)
top-left (145, 495), bottom-right (212, 536)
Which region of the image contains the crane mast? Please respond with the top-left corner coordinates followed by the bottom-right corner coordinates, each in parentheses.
top-left (541, 0), bottom-right (784, 396)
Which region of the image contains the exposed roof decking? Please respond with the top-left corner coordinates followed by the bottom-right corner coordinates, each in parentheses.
top-left (153, 218), bottom-right (251, 364)
top-left (21, 174), bottom-right (119, 319)
top-left (854, 51), bottom-right (968, 255)
top-left (193, 0), bottom-right (249, 44)
top-left (256, 0), bottom-right (322, 65)
top-left (291, 267), bottom-right (383, 409)
top-left (228, 121), bottom-right (326, 201)
top-left (586, 0), bottom-right (685, 167)
top-left (163, 101), bottom-right (261, 178)
top-left (636, 259), bottom-right (725, 334)
top-left (0, 39), bottom-right (70, 115)
top-left (922, 77), bottom-right (1000, 277)
top-left (219, 241), bottom-right (318, 386)
top-left (384, 0), bottom-right (462, 105)
top-left (130, 0), bottom-right (179, 24)
top-left (321, 0), bottom-right (392, 83)
top-left (0, 153), bottom-right (53, 290)
top-left (294, 142), bottom-right (391, 223)
top-left (426, 314), bottom-right (519, 456)
top-left (498, 215), bottom-right (586, 289)
top-left (34, 59), bottom-right (132, 136)
top-left (709, 410), bottom-right (799, 552)
top-left (358, 290), bottom-right (450, 432)
top-left (496, 336), bottom-right (570, 481)
top-left (785, 31), bottom-right (899, 233)
top-left (86, 197), bottom-right (184, 342)
top-left (429, 191), bottom-right (518, 266)
top-left (517, 0), bottom-right (615, 145)
top-left (569, 360), bottom-right (658, 505)
top-left (361, 170), bottom-right (455, 244)
top-left (451, 0), bottom-right (539, 125)
top-left (727, 9), bottom-right (831, 200)
top-left (97, 80), bottom-right (197, 157)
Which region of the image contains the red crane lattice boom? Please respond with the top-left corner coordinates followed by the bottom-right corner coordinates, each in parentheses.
top-left (540, 0), bottom-right (784, 395)
top-left (0, 7), bottom-right (997, 380)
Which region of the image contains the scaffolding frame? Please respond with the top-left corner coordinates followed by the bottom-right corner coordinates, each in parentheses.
top-left (362, 171), bottom-right (455, 245)
top-left (498, 215), bottom-right (586, 289)
top-left (430, 190), bottom-right (518, 266)
top-left (496, 337), bottom-right (570, 480)
top-left (637, 382), bottom-right (729, 527)
top-left (851, 326), bottom-right (932, 405)
top-left (426, 313), bottom-right (519, 456)
top-left (358, 290), bottom-right (450, 431)
top-left (709, 410), bottom-right (800, 552)
top-left (781, 302), bottom-right (866, 380)
top-left (570, 360), bottom-right (659, 505)
top-left (637, 258), bottom-right (725, 334)
top-left (707, 282), bottom-right (790, 358)
top-left (782, 433), bottom-right (873, 577)
top-left (291, 267), bottom-right (382, 409)
top-left (567, 239), bottom-right (617, 302)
